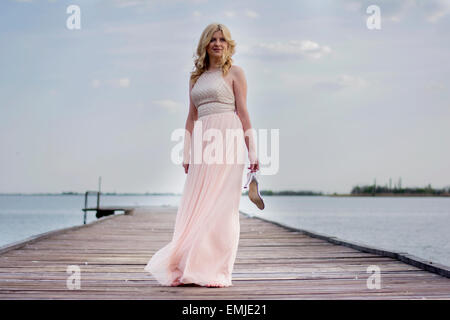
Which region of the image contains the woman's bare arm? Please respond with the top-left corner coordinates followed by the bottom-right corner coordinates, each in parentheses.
top-left (186, 78), bottom-right (198, 132)
top-left (233, 66), bottom-right (259, 170)
top-left (183, 79), bottom-right (198, 172)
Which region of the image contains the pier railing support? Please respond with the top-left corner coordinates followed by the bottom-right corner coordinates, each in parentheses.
top-left (83, 191), bottom-right (100, 224)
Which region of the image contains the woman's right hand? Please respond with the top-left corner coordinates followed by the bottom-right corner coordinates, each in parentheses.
top-left (183, 163), bottom-right (189, 174)
top-left (248, 159), bottom-right (259, 172)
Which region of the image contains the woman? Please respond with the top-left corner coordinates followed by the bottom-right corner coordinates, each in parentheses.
top-left (144, 23), bottom-right (259, 288)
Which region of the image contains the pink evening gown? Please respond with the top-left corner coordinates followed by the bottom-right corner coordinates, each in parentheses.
top-left (144, 69), bottom-right (247, 287)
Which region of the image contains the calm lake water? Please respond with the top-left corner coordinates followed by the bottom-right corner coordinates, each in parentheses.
top-left (0, 195), bottom-right (449, 267)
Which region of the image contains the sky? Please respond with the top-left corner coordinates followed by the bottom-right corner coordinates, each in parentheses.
top-left (0, 0), bottom-right (449, 194)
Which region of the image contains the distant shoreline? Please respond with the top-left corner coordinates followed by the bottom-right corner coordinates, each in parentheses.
top-left (1, 192), bottom-right (449, 197)
top-left (0, 192), bottom-right (180, 196)
top-left (329, 193), bottom-right (450, 197)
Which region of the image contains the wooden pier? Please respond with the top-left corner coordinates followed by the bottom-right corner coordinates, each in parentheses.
top-left (0, 205), bottom-right (449, 299)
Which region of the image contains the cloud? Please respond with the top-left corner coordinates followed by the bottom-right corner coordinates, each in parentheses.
top-left (344, 1), bottom-right (363, 12)
top-left (313, 74), bottom-right (368, 91)
top-left (113, 0), bottom-right (145, 8)
top-left (249, 40), bottom-right (331, 60)
top-left (245, 10), bottom-right (259, 18)
top-left (280, 73), bottom-right (368, 93)
top-left (193, 9), bottom-right (254, 19)
top-left (224, 11), bottom-right (236, 18)
top-left (107, 78), bottom-right (130, 88)
top-left (336, 74), bottom-right (368, 88)
top-left (423, 0), bottom-right (450, 23)
top-left (153, 99), bottom-right (182, 113)
top-left (91, 79), bottom-right (101, 88)
top-left (112, 0), bottom-right (208, 9)
top-left (91, 78), bottom-right (131, 88)
top-left (118, 78), bottom-right (130, 88)
top-left (426, 82), bottom-right (446, 91)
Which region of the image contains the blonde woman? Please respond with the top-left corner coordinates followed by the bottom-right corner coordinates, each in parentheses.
top-left (144, 23), bottom-right (260, 288)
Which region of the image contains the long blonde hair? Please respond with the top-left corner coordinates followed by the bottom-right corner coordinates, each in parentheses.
top-left (190, 23), bottom-right (236, 85)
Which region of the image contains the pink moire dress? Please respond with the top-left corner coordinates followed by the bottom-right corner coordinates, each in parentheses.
top-left (144, 69), bottom-right (247, 287)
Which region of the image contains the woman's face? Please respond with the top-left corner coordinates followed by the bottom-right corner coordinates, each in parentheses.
top-left (207, 30), bottom-right (228, 60)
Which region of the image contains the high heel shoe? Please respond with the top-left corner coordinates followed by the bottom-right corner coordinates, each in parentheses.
top-left (243, 171), bottom-right (254, 189)
top-left (243, 171), bottom-right (265, 210)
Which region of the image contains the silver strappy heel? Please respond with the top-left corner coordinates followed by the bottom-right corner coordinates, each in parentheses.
top-left (243, 171), bottom-right (265, 210)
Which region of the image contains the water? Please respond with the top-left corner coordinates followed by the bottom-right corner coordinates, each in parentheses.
top-left (240, 196), bottom-right (450, 268)
top-left (0, 195), bottom-right (449, 268)
top-left (0, 194), bottom-right (181, 247)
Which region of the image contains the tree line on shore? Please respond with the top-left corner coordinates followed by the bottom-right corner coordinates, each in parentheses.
top-left (350, 184), bottom-right (450, 195)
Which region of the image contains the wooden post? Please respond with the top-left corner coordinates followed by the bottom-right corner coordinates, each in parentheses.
top-left (97, 176), bottom-right (101, 210)
top-left (83, 191), bottom-right (88, 224)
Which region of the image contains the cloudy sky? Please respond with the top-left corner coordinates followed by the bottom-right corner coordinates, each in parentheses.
top-left (1, 0), bottom-right (449, 194)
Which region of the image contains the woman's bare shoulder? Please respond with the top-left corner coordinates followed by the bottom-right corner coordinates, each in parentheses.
top-left (230, 65), bottom-right (246, 83)
top-left (231, 65), bottom-right (246, 78)
top-left (189, 77), bottom-right (195, 91)
top-left (231, 64), bottom-right (245, 75)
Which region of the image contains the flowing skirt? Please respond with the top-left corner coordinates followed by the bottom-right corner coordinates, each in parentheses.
top-left (144, 111), bottom-right (246, 287)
